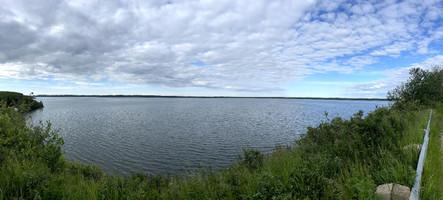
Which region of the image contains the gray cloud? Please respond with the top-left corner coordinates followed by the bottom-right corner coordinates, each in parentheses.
top-left (0, 0), bottom-right (442, 92)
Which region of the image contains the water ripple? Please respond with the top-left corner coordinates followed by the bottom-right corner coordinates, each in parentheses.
top-left (28, 97), bottom-right (388, 176)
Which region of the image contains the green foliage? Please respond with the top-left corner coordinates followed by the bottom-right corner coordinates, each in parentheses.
top-left (388, 67), bottom-right (443, 109)
top-left (0, 103), bottom-right (63, 199)
top-left (374, 164), bottom-right (416, 187)
top-left (299, 107), bottom-right (404, 162)
top-left (1, 92), bottom-right (441, 199)
top-left (421, 104), bottom-right (443, 199)
top-left (238, 148), bottom-right (264, 171)
top-left (286, 153), bottom-right (338, 198)
top-left (0, 91), bottom-right (43, 112)
top-left (341, 170), bottom-right (378, 199)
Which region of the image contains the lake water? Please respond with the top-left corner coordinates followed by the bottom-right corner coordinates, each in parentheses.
top-left (28, 97), bottom-right (388, 176)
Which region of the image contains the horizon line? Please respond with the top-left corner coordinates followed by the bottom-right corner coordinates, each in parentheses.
top-left (35, 94), bottom-right (388, 101)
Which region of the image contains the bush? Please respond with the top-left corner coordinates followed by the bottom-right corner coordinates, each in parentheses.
top-left (0, 91), bottom-right (43, 112)
top-left (388, 67), bottom-right (443, 109)
top-left (342, 173), bottom-right (377, 199)
top-left (0, 103), bottom-right (64, 199)
top-left (238, 148), bottom-right (264, 171)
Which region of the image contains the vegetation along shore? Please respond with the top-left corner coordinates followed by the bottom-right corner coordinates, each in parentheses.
top-left (0, 91), bottom-right (43, 112)
top-left (0, 67), bottom-right (442, 199)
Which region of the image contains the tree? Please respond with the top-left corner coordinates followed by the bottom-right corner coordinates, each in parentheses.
top-left (387, 66), bottom-right (443, 109)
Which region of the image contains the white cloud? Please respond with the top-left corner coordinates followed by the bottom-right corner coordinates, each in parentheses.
top-left (344, 55), bottom-right (443, 97)
top-left (0, 0), bottom-right (442, 92)
top-left (370, 42), bottom-right (413, 57)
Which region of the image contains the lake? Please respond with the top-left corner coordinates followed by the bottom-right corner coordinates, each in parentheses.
top-left (28, 97), bottom-right (388, 176)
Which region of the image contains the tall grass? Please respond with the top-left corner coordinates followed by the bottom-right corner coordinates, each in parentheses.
top-left (421, 104), bottom-right (443, 199)
top-left (0, 100), bottom-right (439, 199)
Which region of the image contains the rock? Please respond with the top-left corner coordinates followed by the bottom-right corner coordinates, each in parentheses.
top-left (392, 184), bottom-right (410, 200)
top-left (402, 144), bottom-right (422, 153)
top-left (376, 183), bottom-right (393, 200)
top-left (376, 184), bottom-right (411, 200)
top-left (423, 128), bottom-right (427, 133)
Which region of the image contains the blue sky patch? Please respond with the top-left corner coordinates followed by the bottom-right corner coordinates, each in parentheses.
top-left (190, 61), bottom-right (207, 67)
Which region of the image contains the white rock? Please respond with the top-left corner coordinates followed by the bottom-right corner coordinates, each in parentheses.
top-left (376, 183), bottom-right (393, 200)
top-left (402, 144), bottom-right (422, 152)
top-left (392, 184), bottom-right (410, 200)
top-left (376, 184), bottom-right (410, 200)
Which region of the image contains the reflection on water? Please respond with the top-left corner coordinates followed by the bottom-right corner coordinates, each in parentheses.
top-left (29, 97), bottom-right (388, 176)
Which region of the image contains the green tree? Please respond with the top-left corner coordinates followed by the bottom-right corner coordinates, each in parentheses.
top-left (387, 66), bottom-right (443, 109)
top-left (0, 91), bottom-right (43, 112)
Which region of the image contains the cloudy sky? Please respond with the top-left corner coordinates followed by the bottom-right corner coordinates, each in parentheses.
top-left (0, 0), bottom-right (442, 97)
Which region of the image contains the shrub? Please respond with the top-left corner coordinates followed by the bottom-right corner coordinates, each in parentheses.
top-left (388, 67), bottom-right (443, 109)
top-left (0, 91), bottom-right (43, 112)
top-left (238, 148), bottom-right (264, 171)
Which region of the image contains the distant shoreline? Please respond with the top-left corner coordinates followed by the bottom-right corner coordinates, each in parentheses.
top-left (35, 95), bottom-right (387, 101)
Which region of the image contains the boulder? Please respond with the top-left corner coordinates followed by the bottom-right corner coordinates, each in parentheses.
top-left (376, 183), bottom-right (393, 200)
top-left (402, 144), bottom-right (422, 153)
top-left (392, 184), bottom-right (410, 200)
top-left (375, 183), bottom-right (410, 200)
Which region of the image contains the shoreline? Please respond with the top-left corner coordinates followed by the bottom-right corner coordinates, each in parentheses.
top-left (35, 94), bottom-right (387, 101)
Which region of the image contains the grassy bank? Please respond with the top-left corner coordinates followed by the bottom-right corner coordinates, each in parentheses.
top-left (0, 99), bottom-right (437, 199)
top-left (421, 104), bottom-right (443, 199)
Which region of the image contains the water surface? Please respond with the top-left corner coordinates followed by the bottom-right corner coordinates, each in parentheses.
top-left (29, 97), bottom-right (388, 176)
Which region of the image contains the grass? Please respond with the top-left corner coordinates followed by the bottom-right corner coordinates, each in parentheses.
top-left (0, 98), bottom-right (441, 199)
top-left (421, 104), bottom-right (443, 199)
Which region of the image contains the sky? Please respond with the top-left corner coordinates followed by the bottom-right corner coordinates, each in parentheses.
top-left (0, 0), bottom-right (442, 98)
